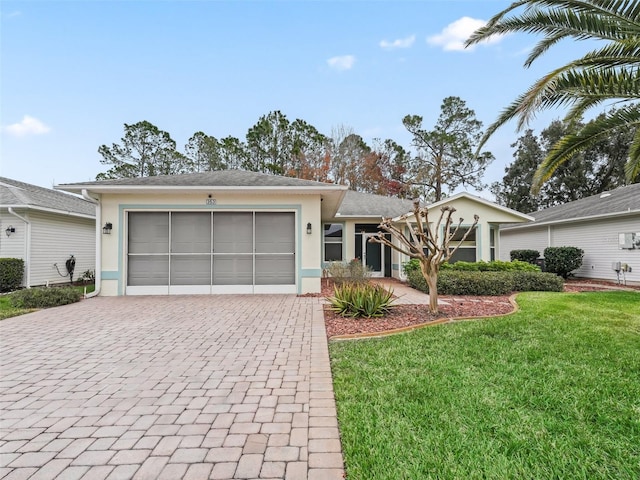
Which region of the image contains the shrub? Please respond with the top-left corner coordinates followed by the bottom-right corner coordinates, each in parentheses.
top-left (9, 287), bottom-right (82, 309)
top-left (407, 270), bottom-right (429, 292)
top-left (328, 282), bottom-right (395, 318)
top-left (0, 258), bottom-right (25, 293)
top-left (406, 269), bottom-right (564, 296)
top-left (401, 259), bottom-right (421, 276)
top-left (512, 271), bottom-right (564, 292)
top-left (327, 259), bottom-right (371, 285)
top-left (544, 246), bottom-right (584, 279)
top-left (438, 271), bottom-right (514, 296)
top-left (510, 249), bottom-right (540, 264)
top-left (446, 260), bottom-right (540, 272)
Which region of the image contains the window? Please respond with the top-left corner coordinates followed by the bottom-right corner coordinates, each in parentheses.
top-left (448, 226), bottom-right (477, 263)
top-left (323, 223), bottom-right (343, 262)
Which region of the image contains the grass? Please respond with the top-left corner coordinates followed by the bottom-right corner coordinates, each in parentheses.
top-left (330, 291), bottom-right (640, 480)
top-left (0, 295), bottom-right (36, 320)
top-left (0, 283), bottom-right (94, 320)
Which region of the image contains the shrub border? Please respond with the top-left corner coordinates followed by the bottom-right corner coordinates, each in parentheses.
top-left (329, 293), bottom-right (520, 341)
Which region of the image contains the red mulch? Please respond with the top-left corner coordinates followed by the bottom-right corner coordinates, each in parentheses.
top-left (321, 277), bottom-right (637, 339)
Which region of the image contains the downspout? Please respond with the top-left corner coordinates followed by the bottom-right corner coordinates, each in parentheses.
top-left (7, 207), bottom-right (31, 288)
top-left (82, 189), bottom-right (101, 298)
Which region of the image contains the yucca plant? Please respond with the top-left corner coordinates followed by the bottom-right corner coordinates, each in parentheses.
top-left (328, 282), bottom-right (395, 318)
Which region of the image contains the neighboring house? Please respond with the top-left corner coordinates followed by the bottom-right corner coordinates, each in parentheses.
top-left (499, 183), bottom-right (640, 284)
top-left (0, 177), bottom-right (96, 288)
top-left (57, 171), bottom-right (530, 296)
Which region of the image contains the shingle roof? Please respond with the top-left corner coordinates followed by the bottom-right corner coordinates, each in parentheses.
top-left (0, 177), bottom-right (96, 217)
top-left (58, 170), bottom-right (341, 188)
top-left (503, 182), bottom-right (640, 229)
top-left (336, 190), bottom-right (415, 219)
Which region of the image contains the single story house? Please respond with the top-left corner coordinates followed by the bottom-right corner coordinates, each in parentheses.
top-left (57, 171), bottom-right (531, 296)
top-left (1, 177), bottom-right (96, 288)
top-left (499, 183), bottom-right (640, 284)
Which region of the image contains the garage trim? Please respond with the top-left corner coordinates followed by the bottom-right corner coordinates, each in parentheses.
top-left (116, 204), bottom-right (303, 295)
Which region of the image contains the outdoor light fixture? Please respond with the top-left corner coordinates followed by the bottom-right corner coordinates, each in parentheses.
top-left (103, 222), bottom-right (113, 235)
top-left (5, 226), bottom-right (15, 237)
top-left (307, 222), bottom-right (312, 234)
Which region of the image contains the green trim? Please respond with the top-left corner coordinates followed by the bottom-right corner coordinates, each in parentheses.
top-left (117, 204), bottom-right (306, 295)
top-left (301, 268), bottom-right (322, 277)
top-left (101, 270), bottom-right (119, 280)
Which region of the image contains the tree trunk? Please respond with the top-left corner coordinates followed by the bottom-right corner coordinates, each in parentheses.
top-left (421, 263), bottom-right (439, 314)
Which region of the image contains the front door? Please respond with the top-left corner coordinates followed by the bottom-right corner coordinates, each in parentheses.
top-left (362, 233), bottom-right (384, 277)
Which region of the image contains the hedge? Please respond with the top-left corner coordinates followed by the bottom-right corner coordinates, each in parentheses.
top-left (9, 287), bottom-right (82, 309)
top-left (510, 249), bottom-right (540, 264)
top-left (407, 269), bottom-right (564, 296)
top-left (402, 259), bottom-right (539, 275)
top-left (0, 258), bottom-right (24, 293)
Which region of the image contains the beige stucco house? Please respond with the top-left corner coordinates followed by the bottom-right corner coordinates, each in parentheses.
top-left (1, 177), bottom-right (96, 288)
top-left (57, 171), bottom-right (531, 296)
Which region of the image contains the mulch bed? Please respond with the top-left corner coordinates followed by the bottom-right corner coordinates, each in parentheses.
top-left (321, 277), bottom-right (637, 339)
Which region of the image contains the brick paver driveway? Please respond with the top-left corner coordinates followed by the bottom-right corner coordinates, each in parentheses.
top-left (0, 295), bottom-right (344, 479)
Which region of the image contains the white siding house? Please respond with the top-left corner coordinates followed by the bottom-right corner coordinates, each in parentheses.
top-left (500, 183), bottom-right (640, 284)
top-left (1, 178), bottom-right (96, 288)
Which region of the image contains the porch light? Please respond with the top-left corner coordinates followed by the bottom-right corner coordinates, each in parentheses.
top-left (102, 222), bottom-right (113, 235)
top-left (5, 226), bottom-right (15, 237)
top-left (306, 222), bottom-right (312, 235)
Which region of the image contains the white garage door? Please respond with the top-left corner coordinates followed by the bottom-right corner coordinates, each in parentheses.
top-left (126, 211), bottom-right (296, 295)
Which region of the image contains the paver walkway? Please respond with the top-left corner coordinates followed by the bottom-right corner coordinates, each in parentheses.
top-left (0, 295), bottom-right (343, 479)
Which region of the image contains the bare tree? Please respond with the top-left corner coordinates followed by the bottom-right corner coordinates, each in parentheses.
top-left (371, 201), bottom-right (479, 314)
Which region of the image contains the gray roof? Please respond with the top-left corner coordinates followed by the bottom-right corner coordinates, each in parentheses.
top-left (58, 170), bottom-right (341, 189)
top-left (503, 182), bottom-right (640, 229)
top-left (0, 177), bottom-right (96, 217)
top-left (336, 190), bottom-right (415, 219)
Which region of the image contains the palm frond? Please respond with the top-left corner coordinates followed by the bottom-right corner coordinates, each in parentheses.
top-left (532, 104), bottom-right (640, 192)
top-left (467, 0), bottom-right (640, 51)
top-left (625, 127), bottom-right (640, 180)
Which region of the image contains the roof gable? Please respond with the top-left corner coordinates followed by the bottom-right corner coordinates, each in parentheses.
top-left (503, 183), bottom-right (640, 229)
top-left (334, 190), bottom-right (415, 219)
top-left (394, 192), bottom-right (533, 223)
top-left (1, 177), bottom-right (95, 218)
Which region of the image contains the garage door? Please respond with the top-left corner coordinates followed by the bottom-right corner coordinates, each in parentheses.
top-left (126, 211), bottom-right (296, 295)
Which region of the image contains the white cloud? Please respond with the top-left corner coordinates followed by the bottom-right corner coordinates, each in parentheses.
top-left (427, 17), bottom-right (503, 52)
top-left (379, 34), bottom-right (416, 50)
top-left (327, 55), bottom-right (355, 71)
top-left (3, 115), bottom-right (51, 137)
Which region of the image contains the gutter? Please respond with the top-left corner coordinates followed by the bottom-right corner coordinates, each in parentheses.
top-left (7, 207), bottom-right (31, 288)
top-left (81, 189), bottom-right (101, 298)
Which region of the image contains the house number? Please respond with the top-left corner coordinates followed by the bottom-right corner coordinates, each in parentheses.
top-left (206, 198), bottom-right (217, 205)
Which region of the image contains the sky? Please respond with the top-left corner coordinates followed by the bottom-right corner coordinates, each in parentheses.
top-left (1, 0), bottom-right (587, 198)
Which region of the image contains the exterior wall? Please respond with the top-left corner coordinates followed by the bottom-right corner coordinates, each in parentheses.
top-left (99, 192), bottom-right (323, 295)
top-left (1, 209), bottom-right (95, 287)
top-left (436, 196), bottom-right (530, 263)
top-left (29, 211), bottom-right (95, 287)
top-left (0, 210), bottom-right (28, 260)
top-left (499, 226), bottom-right (549, 261)
top-left (500, 214), bottom-right (640, 284)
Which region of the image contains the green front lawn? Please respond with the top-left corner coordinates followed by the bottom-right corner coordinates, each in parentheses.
top-left (0, 296), bottom-right (36, 320)
top-left (330, 291), bottom-right (640, 480)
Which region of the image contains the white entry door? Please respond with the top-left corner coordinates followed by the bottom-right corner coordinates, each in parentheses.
top-left (362, 233), bottom-right (384, 277)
